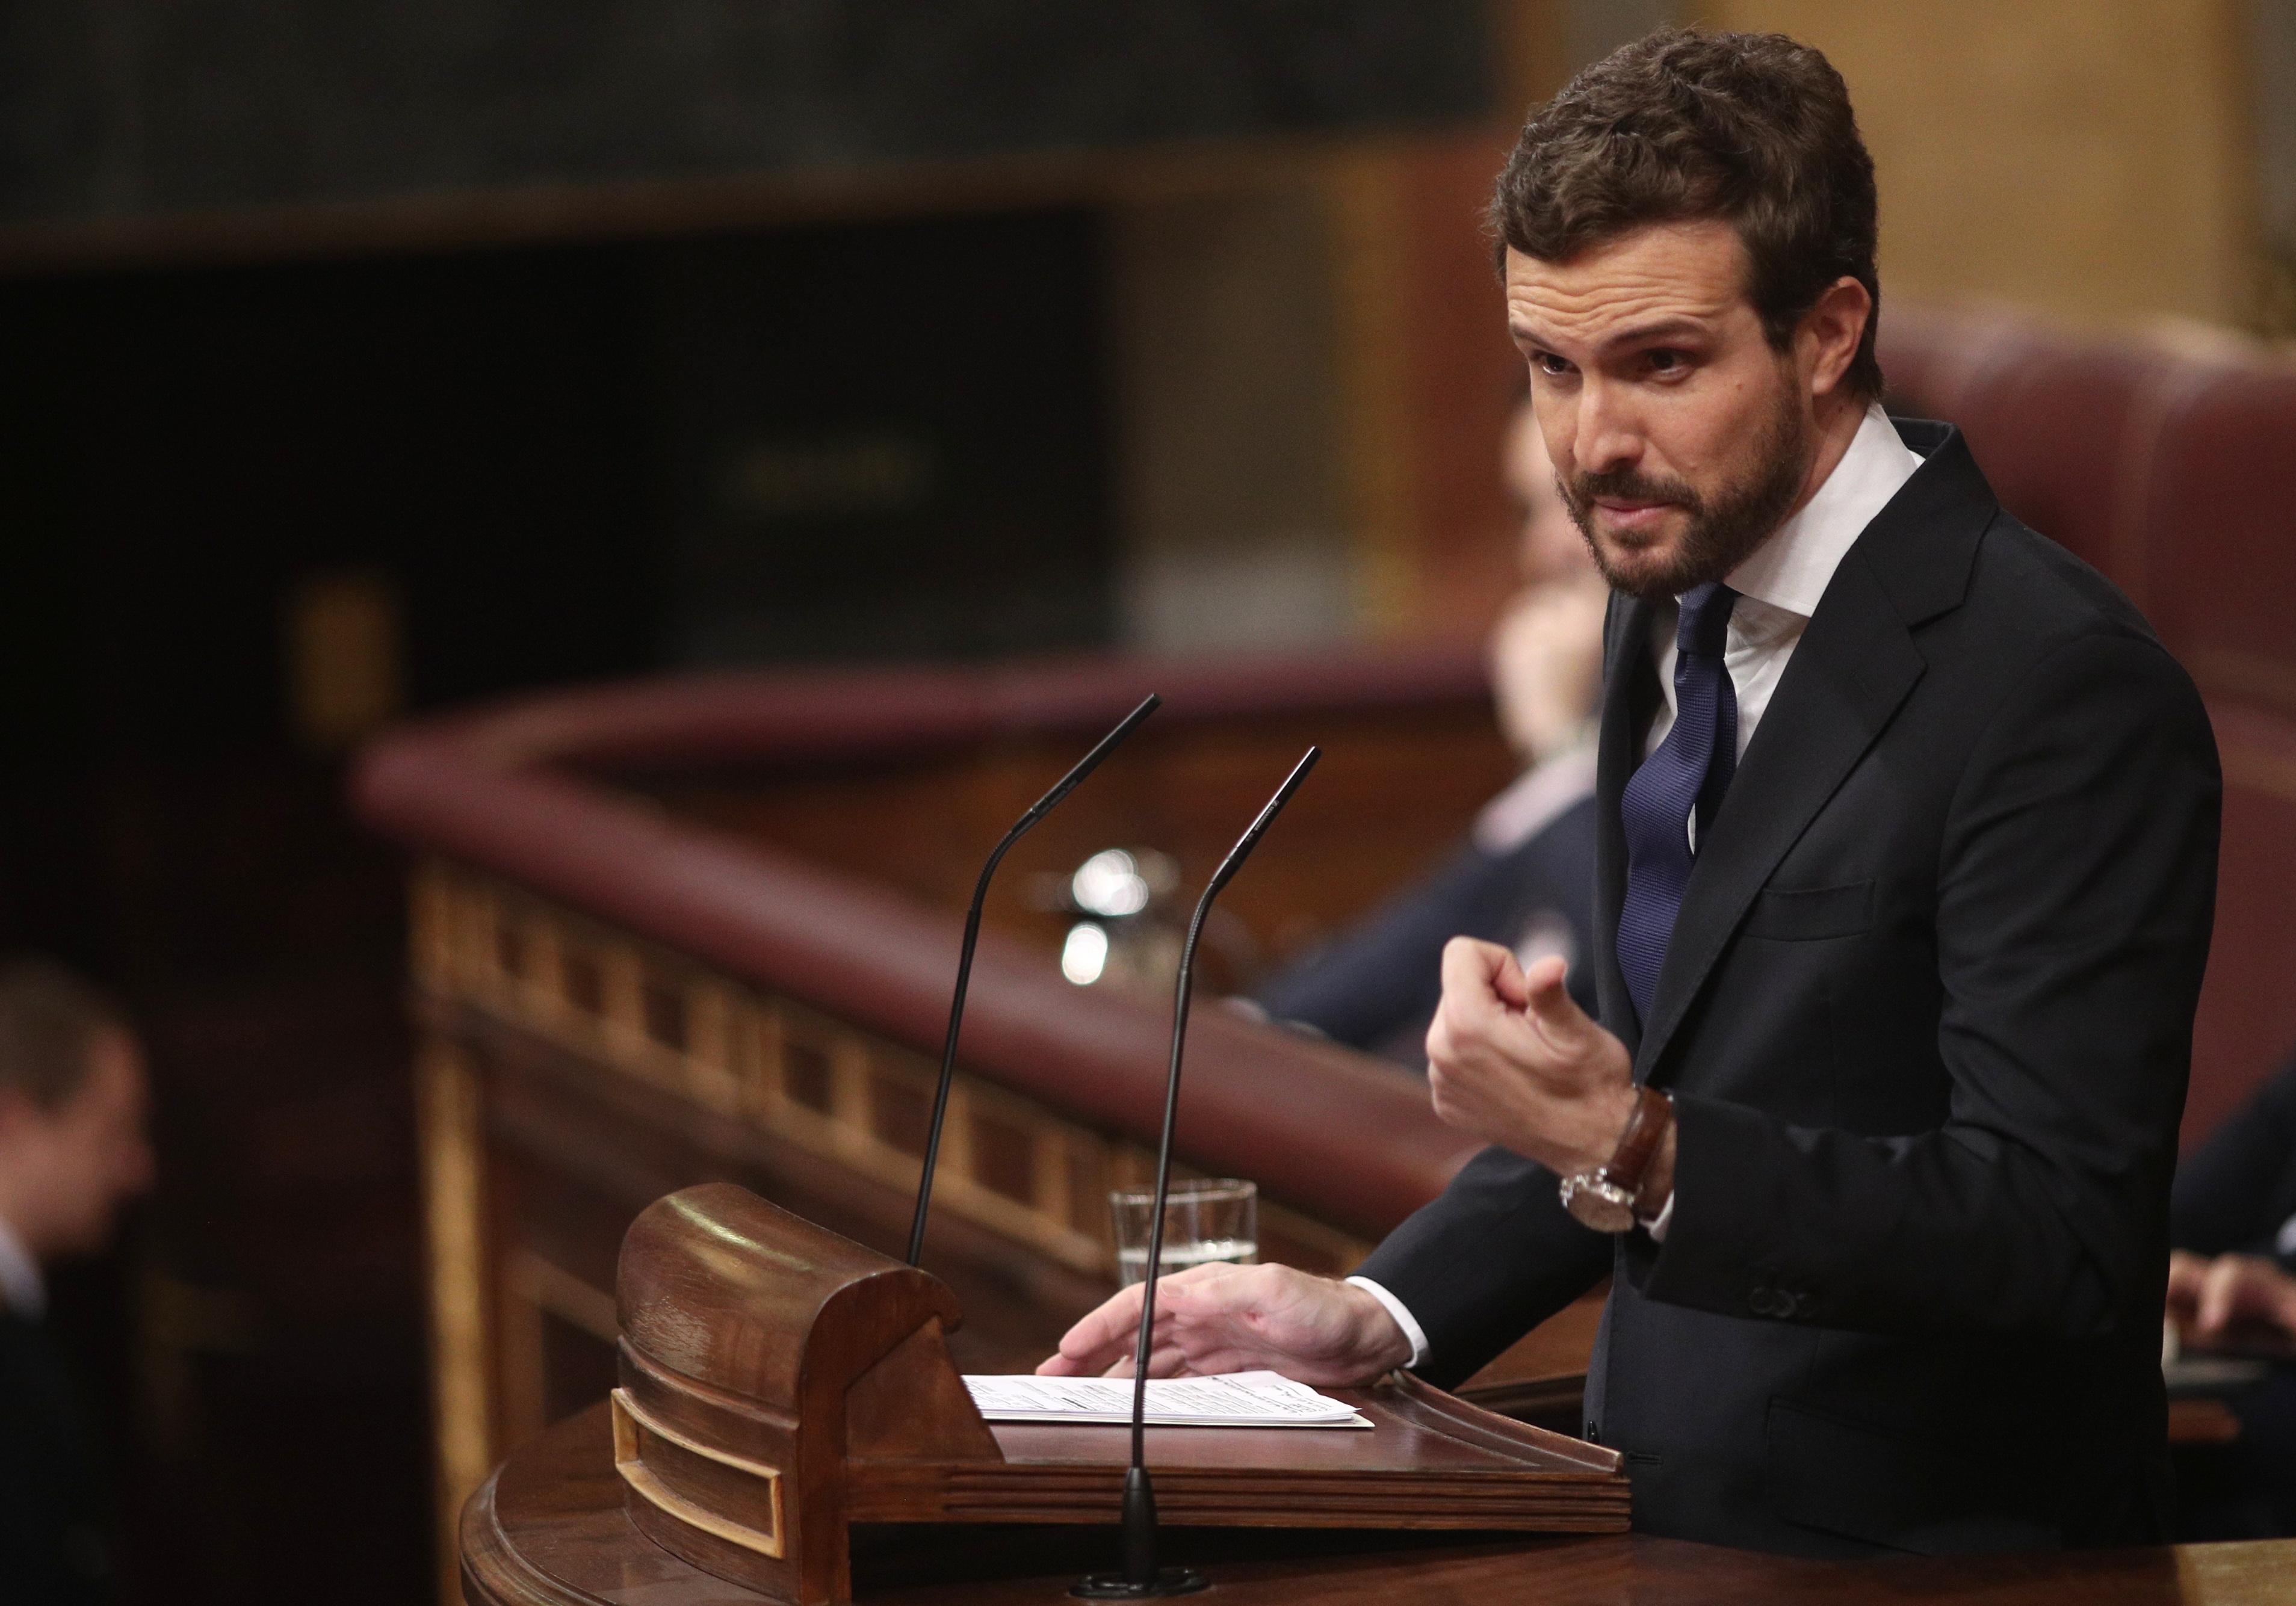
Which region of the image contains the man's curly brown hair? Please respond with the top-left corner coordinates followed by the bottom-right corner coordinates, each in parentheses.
top-left (1492, 28), bottom-right (1883, 401)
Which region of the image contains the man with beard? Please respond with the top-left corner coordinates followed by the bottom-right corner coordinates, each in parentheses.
top-left (1044, 27), bottom-right (2221, 1557)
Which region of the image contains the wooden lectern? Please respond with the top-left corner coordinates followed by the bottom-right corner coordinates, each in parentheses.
top-left (610, 1184), bottom-right (1628, 1605)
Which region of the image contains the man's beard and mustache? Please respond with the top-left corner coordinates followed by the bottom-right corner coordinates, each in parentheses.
top-left (1557, 384), bottom-right (1810, 599)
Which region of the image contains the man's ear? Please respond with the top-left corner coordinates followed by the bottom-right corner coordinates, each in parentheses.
top-left (1799, 276), bottom-right (1872, 399)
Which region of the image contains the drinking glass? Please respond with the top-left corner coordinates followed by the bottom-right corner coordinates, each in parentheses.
top-left (1109, 1178), bottom-right (1258, 1286)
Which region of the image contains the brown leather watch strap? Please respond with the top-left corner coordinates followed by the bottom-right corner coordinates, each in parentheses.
top-left (1600, 1085), bottom-right (1673, 1205)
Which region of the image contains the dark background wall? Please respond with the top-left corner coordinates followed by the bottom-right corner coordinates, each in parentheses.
top-left (0, 205), bottom-right (1115, 1602)
top-left (0, 1), bottom-right (1491, 223)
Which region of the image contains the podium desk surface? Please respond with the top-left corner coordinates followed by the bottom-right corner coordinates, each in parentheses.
top-left (466, 1403), bottom-right (2296, 1606)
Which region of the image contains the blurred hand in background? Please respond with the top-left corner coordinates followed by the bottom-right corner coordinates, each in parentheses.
top-left (2168, 1249), bottom-right (2296, 1350)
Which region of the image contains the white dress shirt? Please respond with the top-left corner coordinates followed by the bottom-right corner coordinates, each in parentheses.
top-left (1352, 404), bottom-right (1923, 1370)
top-left (0, 1212), bottom-right (46, 1320)
top-left (1647, 403), bottom-right (1924, 774)
top-left (1471, 737), bottom-right (1598, 856)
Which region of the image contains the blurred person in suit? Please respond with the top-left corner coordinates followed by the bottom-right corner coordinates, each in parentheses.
top-left (1250, 401), bottom-right (1609, 1057)
top-left (0, 960), bottom-right (155, 1604)
top-left (2170, 1058), bottom-right (2296, 1346)
top-left (2164, 1055), bottom-right (2296, 1537)
top-left (1048, 29), bottom-right (2219, 1555)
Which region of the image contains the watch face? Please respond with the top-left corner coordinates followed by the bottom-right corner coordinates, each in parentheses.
top-left (1561, 1175), bottom-right (1636, 1234)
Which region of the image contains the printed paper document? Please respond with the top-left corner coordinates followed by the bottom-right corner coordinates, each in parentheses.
top-left (962, 1370), bottom-right (1370, 1428)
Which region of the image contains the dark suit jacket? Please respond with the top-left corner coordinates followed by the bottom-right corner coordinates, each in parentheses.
top-left (1357, 421), bottom-right (2221, 1557)
top-left (1253, 794), bottom-right (1598, 1061)
top-left (0, 1309), bottom-right (114, 1603)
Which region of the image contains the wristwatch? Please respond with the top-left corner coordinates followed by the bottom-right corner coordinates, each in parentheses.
top-left (1559, 1086), bottom-right (1674, 1234)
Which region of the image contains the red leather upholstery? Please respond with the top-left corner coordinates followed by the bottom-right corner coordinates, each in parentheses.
top-left (2190, 703), bottom-right (2296, 1144)
top-left (1878, 301), bottom-right (2038, 427)
top-left (2134, 362), bottom-right (2296, 699)
top-left (1883, 310), bottom-right (2191, 588)
top-left (1958, 339), bottom-right (2180, 589)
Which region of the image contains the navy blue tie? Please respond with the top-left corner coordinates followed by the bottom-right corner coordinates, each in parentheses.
top-left (1615, 583), bottom-right (1739, 1025)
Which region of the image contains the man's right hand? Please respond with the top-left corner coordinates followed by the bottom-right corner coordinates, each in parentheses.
top-left (1035, 1262), bottom-right (1413, 1385)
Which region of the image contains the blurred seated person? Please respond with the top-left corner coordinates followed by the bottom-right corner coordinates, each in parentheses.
top-left (2167, 1053), bottom-right (2296, 1537)
top-left (0, 960), bottom-right (156, 1604)
top-left (2171, 1055), bottom-right (2296, 1345)
top-left (1251, 400), bottom-right (1608, 1061)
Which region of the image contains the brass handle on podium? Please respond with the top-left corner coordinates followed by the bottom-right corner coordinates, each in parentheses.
top-left (611, 1388), bottom-right (787, 1560)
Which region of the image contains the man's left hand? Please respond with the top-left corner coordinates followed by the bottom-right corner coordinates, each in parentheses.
top-left (1425, 939), bottom-right (1645, 1181)
top-left (1036, 1262), bottom-right (1413, 1384)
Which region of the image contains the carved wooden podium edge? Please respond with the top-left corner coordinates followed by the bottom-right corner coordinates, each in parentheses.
top-left (599, 1183), bottom-right (1627, 1605)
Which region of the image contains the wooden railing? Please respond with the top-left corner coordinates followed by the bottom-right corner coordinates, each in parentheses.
top-left (354, 648), bottom-right (1572, 1590)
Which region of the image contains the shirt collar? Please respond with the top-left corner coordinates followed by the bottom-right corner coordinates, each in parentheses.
top-left (1722, 402), bottom-right (1924, 622)
top-left (0, 1213), bottom-right (45, 1320)
top-left (1472, 734), bottom-right (1598, 853)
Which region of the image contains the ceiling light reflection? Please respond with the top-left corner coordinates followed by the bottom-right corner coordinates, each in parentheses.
top-left (1060, 921), bottom-right (1110, 986)
top-left (1071, 849), bottom-right (1151, 918)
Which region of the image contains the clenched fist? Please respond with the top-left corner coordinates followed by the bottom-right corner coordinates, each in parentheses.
top-left (1426, 938), bottom-right (1663, 1197)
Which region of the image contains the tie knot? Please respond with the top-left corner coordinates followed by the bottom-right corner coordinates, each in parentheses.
top-left (1676, 582), bottom-right (1737, 657)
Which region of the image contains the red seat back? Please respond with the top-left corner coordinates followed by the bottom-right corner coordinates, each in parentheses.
top-left (2190, 703), bottom-right (2296, 1145)
top-left (1883, 306), bottom-right (2188, 588)
top-left (2135, 361), bottom-right (2296, 698)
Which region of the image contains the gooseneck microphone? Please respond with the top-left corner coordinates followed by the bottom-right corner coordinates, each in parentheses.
top-left (1074, 746), bottom-right (1320, 1601)
top-left (905, 693), bottom-right (1162, 1268)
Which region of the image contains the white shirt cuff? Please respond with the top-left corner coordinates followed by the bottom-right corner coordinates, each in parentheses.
top-left (1644, 1190), bottom-right (1675, 1242)
top-left (1345, 1276), bottom-right (1430, 1371)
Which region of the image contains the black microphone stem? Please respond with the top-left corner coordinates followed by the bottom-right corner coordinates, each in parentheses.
top-left (1118, 745), bottom-right (1318, 1586)
top-left (905, 693), bottom-right (1161, 1268)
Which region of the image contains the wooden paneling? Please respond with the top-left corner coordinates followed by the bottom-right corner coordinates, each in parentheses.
top-left (360, 650), bottom-right (1598, 1598)
top-left (414, 1039), bottom-right (492, 1606)
top-left (1322, 136), bottom-right (1531, 644)
top-left (409, 854), bottom-right (1428, 1578)
top-left (462, 1404), bottom-right (2296, 1606)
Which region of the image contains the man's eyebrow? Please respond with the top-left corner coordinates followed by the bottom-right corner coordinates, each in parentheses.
top-left (1507, 315), bottom-right (1716, 352)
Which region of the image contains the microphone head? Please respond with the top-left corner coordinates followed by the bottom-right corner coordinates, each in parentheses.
top-left (1204, 745), bottom-right (1319, 900)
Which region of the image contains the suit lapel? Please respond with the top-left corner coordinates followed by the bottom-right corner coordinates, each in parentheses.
top-left (1633, 552), bottom-right (1923, 1079)
top-left (1624, 419), bottom-right (1994, 1083)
